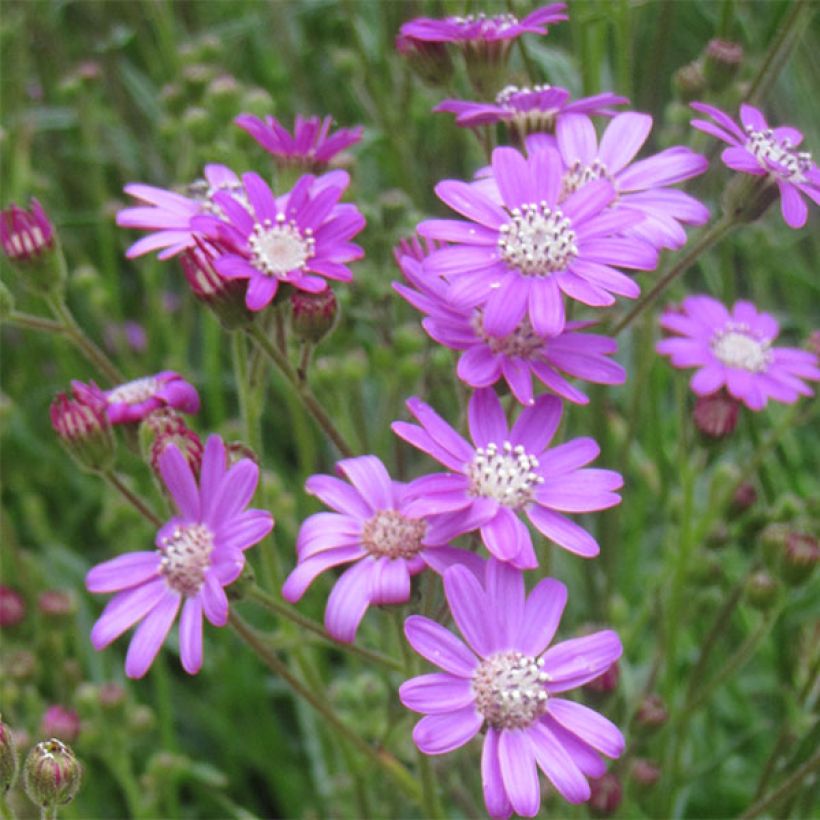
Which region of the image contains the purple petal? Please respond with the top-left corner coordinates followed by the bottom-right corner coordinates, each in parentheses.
top-left (546, 698), bottom-right (625, 758)
top-left (412, 707), bottom-right (483, 755)
top-left (510, 394), bottom-right (562, 453)
top-left (399, 673), bottom-right (476, 714)
top-left (158, 445), bottom-right (200, 520)
top-left (468, 388), bottom-right (508, 447)
top-left (535, 469), bottom-right (622, 512)
top-left (404, 614), bottom-right (478, 677)
top-left (418, 218), bottom-right (498, 245)
top-left (481, 507), bottom-right (529, 566)
top-left (561, 179), bottom-right (614, 224)
top-left (778, 180), bottom-right (808, 229)
top-left (485, 558), bottom-right (525, 647)
top-left (297, 512), bottom-right (362, 558)
top-left (199, 436), bottom-right (227, 511)
top-left (218, 509), bottom-right (274, 553)
top-left (483, 275), bottom-right (530, 337)
top-left (201, 573), bottom-right (229, 626)
top-left (690, 365), bottom-right (726, 396)
top-left (598, 113), bottom-right (652, 173)
top-left (208, 459), bottom-right (260, 527)
top-left (517, 578), bottom-right (567, 656)
top-left (179, 596), bottom-right (204, 675)
top-left (86, 552), bottom-right (159, 594)
top-left (369, 557), bottom-right (411, 605)
top-left (493, 147), bottom-right (536, 209)
top-left (541, 631), bottom-right (623, 692)
top-left (498, 730), bottom-right (540, 817)
top-left (529, 277), bottom-right (565, 337)
top-left (435, 180), bottom-right (507, 228)
top-left (528, 721), bottom-right (591, 803)
top-left (526, 507), bottom-right (599, 557)
top-left (444, 564), bottom-right (496, 656)
top-left (543, 717), bottom-right (607, 777)
top-left (405, 397), bottom-right (475, 464)
top-left (124, 591), bottom-right (180, 679)
top-left (336, 455), bottom-right (393, 512)
top-left (556, 115), bottom-right (598, 166)
top-left (323, 560), bottom-right (373, 643)
top-left (458, 346), bottom-right (503, 387)
top-left (482, 729), bottom-right (514, 819)
top-left (90, 579), bottom-right (168, 649)
top-left (540, 438), bottom-right (600, 474)
top-left (245, 276), bottom-right (278, 311)
top-left (281, 545), bottom-right (366, 602)
top-left (305, 474), bottom-right (371, 518)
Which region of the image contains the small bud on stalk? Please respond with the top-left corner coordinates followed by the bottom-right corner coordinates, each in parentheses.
top-left (584, 661), bottom-right (620, 695)
top-left (50, 391), bottom-right (115, 473)
top-left (588, 772), bottom-right (623, 817)
top-left (39, 707), bottom-right (81, 744)
top-left (290, 287), bottom-right (338, 344)
top-left (23, 739), bottom-right (82, 810)
top-left (141, 408), bottom-right (204, 479)
top-left (673, 62), bottom-right (706, 103)
top-left (730, 482), bottom-right (758, 516)
top-left (0, 719), bottom-right (19, 793)
top-left (745, 570), bottom-right (780, 610)
top-left (693, 391), bottom-right (740, 439)
top-left (0, 586), bottom-right (26, 627)
top-left (703, 39), bottom-right (743, 91)
top-left (37, 590), bottom-right (76, 622)
top-left (636, 694), bottom-right (668, 730)
top-left (631, 758), bottom-right (661, 788)
top-left (782, 531), bottom-right (819, 587)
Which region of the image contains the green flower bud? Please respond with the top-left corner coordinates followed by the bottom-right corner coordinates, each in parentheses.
top-left (23, 739), bottom-right (82, 809)
top-left (0, 719), bottom-right (19, 793)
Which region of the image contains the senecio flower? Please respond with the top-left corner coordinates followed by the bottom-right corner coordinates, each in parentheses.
top-left (73, 372), bottom-right (200, 424)
top-left (690, 102), bottom-right (819, 228)
top-left (86, 436), bottom-right (273, 677)
top-left (193, 171), bottom-right (365, 311)
top-left (419, 145), bottom-right (657, 338)
top-left (393, 389), bottom-right (622, 568)
top-left (394, 254), bottom-right (626, 405)
top-left (282, 455), bottom-right (479, 643)
top-left (235, 113), bottom-right (363, 170)
top-left (400, 559), bottom-right (624, 817)
top-left (657, 295), bottom-right (820, 410)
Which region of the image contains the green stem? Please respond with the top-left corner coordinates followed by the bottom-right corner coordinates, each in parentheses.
top-left (47, 296), bottom-right (125, 385)
top-left (5, 310), bottom-right (64, 333)
top-left (247, 324), bottom-right (355, 457)
top-left (39, 807), bottom-right (57, 820)
top-left (102, 471), bottom-right (163, 527)
top-left (231, 332), bottom-right (262, 455)
top-left (612, 216), bottom-right (736, 335)
top-left (0, 793), bottom-right (17, 820)
top-left (740, 749), bottom-right (820, 819)
top-left (229, 612), bottom-right (423, 806)
top-left (247, 585), bottom-right (403, 672)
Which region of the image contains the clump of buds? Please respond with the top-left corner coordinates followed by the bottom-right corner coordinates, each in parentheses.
top-left (693, 392), bottom-right (740, 439)
top-left (50, 390), bottom-right (115, 473)
top-left (141, 408), bottom-right (203, 479)
top-left (0, 719), bottom-right (19, 794)
top-left (0, 200), bottom-right (65, 294)
top-left (636, 694), bottom-right (668, 730)
top-left (23, 739), bottom-right (82, 810)
top-left (703, 38), bottom-right (743, 91)
top-left (290, 287), bottom-right (338, 344)
top-left (39, 707), bottom-right (81, 744)
top-left (0, 586), bottom-right (25, 628)
top-left (588, 772), bottom-right (623, 817)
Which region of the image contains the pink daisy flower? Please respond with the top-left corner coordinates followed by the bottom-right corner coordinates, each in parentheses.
top-left (192, 171), bottom-right (365, 311)
top-left (86, 436), bottom-right (274, 678)
top-left (393, 389), bottom-right (622, 569)
top-left (543, 112), bottom-right (710, 249)
top-left (400, 558), bottom-right (625, 817)
top-left (116, 164), bottom-right (246, 259)
top-left (435, 85), bottom-right (628, 136)
top-left (657, 295), bottom-right (820, 410)
top-left (235, 113), bottom-right (363, 170)
top-left (72, 372), bottom-right (200, 425)
top-left (394, 254), bottom-right (625, 405)
top-left (419, 145), bottom-right (657, 337)
top-left (281, 455), bottom-right (481, 644)
top-left (690, 102), bottom-right (819, 228)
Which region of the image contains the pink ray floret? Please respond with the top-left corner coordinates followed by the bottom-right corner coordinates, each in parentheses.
top-left (400, 558), bottom-right (625, 818)
top-left (690, 102), bottom-right (819, 229)
top-left (86, 436), bottom-right (274, 678)
top-left (281, 455), bottom-right (481, 644)
top-left (657, 295), bottom-right (820, 410)
top-left (393, 389), bottom-right (622, 569)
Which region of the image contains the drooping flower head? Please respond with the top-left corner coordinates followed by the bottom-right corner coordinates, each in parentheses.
top-left (281, 455), bottom-right (479, 644)
top-left (0, 199), bottom-right (55, 262)
top-left (86, 436), bottom-right (274, 678)
top-left (400, 558), bottom-right (625, 817)
top-left (542, 112), bottom-right (710, 249)
top-left (690, 102), bottom-right (819, 228)
top-left (419, 145), bottom-right (656, 338)
top-left (192, 171), bottom-right (365, 312)
top-left (435, 85), bottom-right (628, 139)
top-left (657, 295), bottom-right (820, 410)
top-left (50, 389), bottom-right (115, 473)
top-left (235, 113), bottom-right (364, 171)
top-left (72, 372), bottom-right (200, 425)
top-left (393, 389), bottom-right (622, 569)
top-left (116, 164), bottom-right (246, 259)
top-left (394, 254), bottom-right (626, 405)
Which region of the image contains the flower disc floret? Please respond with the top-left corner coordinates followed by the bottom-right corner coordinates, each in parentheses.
top-left (107, 376), bottom-right (160, 405)
top-left (158, 523), bottom-right (215, 596)
top-left (469, 441), bottom-right (544, 507)
top-left (473, 651), bottom-right (549, 730)
top-left (744, 127), bottom-right (812, 184)
top-left (498, 203), bottom-right (577, 275)
top-left (362, 510), bottom-right (427, 559)
top-left (710, 325), bottom-right (772, 372)
top-left (249, 215), bottom-right (315, 278)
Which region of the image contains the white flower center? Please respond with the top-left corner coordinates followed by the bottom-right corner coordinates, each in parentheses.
top-left (711, 324), bottom-right (772, 372)
top-left (744, 128), bottom-right (813, 183)
top-left (472, 311), bottom-right (545, 359)
top-left (499, 203), bottom-right (577, 276)
top-left (4, 227), bottom-right (46, 258)
top-left (189, 179), bottom-right (252, 218)
top-left (561, 159), bottom-right (612, 200)
top-left (495, 84), bottom-right (550, 108)
top-left (107, 376), bottom-right (160, 405)
top-left (472, 650), bottom-right (549, 730)
top-left (158, 523), bottom-right (215, 596)
top-left (249, 216), bottom-right (315, 278)
top-left (468, 440), bottom-right (543, 507)
top-left (453, 13), bottom-right (518, 33)
top-left (361, 510), bottom-right (427, 559)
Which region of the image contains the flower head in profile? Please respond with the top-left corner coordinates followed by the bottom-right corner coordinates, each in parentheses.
top-left (282, 455), bottom-right (477, 643)
top-left (419, 145), bottom-right (656, 338)
top-left (192, 171), bottom-right (365, 311)
top-left (235, 113), bottom-right (363, 170)
top-left (393, 389), bottom-right (622, 568)
top-left (0, 199), bottom-right (55, 262)
top-left (86, 436), bottom-right (274, 678)
top-left (116, 164), bottom-right (246, 259)
top-left (690, 102), bottom-right (819, 228)
top-left (657, 295), bottom-right (820, 410)
top-left (400, 559), bottom-right (624, 817)
top-left (394, 255), bottom-right (626, 405)
top-left (543, 112), bottom-right (709, 249)
top-left (72, 372), bottom-right (200, 425)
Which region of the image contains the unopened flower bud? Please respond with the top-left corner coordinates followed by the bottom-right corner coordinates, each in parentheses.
top-left (37, 590), bottom-right (76, 621)
top-left (395, 36), bottom-right (454, 87)
top-left (7, 649), bottom-right (37, 680)
top-left (0, 200), bottom-right (65, 295)
top-left (782, 531), bottom-right (818, 587)
top-left (722, 172), bottom-right (779, 224)
top-left (225, 562), bottom-right (256, 602)
top-left (179, 239), bottom-right (253, 330)
top-left (673, 61), bottom-right (706, 103)
top-left (0, 586), bottom-right (25, 627)
top-left (589, 772), bottom-right (623, 817)
top-left (204, 74), bottom-right (242, 118)
top-left (693, 392), bottom-right (740, 439)
top-left (745, 570), bottom-right (780, 610)
top-left (631, 758), bottom-right (661, 788)
top-left (39, 707), bottom-right (80, 744)
top-left (128, 705), bottom-right (156, 735)
top-left (730, 482), bottom-right (758, 516)
top-left (290, 287), bottom-right (338, 344)
top-left (584, 661), bottom-right (620, 695)
top-left (760, 523), bottom-right (790, 570)
top-left (98, 682), bottom-right (127, 711)
top-left (704, 39), bottom-right (743, 91)
top-left (23, 739), bottom-right (82, 809)
top-left (50, 391), bottom-right (115, 473)
top-left (636, 694), bottom-right (668, 729)
top-left (0, 720), bottom-right (19, 793)
top-left (141, 408), bottom-right (204, 479)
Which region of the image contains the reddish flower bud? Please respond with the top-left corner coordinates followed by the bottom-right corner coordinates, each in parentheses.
top-left (807, 330), bottom-right (820, 358)
top-left (50, 391), bottom-right (115, 473)
top-left (589, 772), bottom-right (623, 817)
top-left (783, 531), bottom-right (819, 587)
top-left (704, 39), bottom-right (743, 91)
top-left (673, 61), bottom-right (706, 103)
top-left (0, 720), bottom-right (19, 794)
top-left (637, 694), bottom-right (668, 729)
top-left (693, 392), bottom-right (740, 439)
top-left (98, 682), bottom-right (127, 710)
top-left (730, 482), bottom-right (758, 515)
top-left (0, 200), bottom-right (64, 293)
top-left (584, 661), bottom-right (620, 694)
top-left (290, 286), bottom-right (338, 344)
top-left (23, 739), bottom-right (82, 809)
top-left (141, 408), bottom-right (203, 479)
top-left (37, 590), bottom-right (75, 621)
top-left (39, 707), bottom-right (80, 744)
top-left (631, 758), bottom-right (661, 788)
top-left (0, 586), bottom-right (25, 627)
